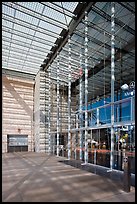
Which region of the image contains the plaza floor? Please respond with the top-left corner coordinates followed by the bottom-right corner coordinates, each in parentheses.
top-left (2, 152), bottom-right (135, 202)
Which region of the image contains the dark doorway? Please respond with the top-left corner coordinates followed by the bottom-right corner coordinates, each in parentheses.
top-left (7, 134), bottom-right (28, 152)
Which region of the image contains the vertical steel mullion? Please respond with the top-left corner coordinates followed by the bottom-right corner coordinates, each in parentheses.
top-left (57, 54), bottom-right (60, 157)
top-left (130, 97), bottom-right (134, 121)
top-left (84, 11), bottom-right (88, 164)
top-left (110, 2), bottom-right (115, 170)
top-left (75, 114), bottom-right (78, 160)
top-left (79, 50), bottom-right (83, 160)
top-left (90, 129), bottom-right (92, 148)
top-left (48, 68), bottom-right (51, 154)
top-left (133, 96), bottom-right (135, 121)
top-left (97, 108), bottom-right (99, 125)
top-left (131, 97), bottom-right (132, 121)
top-left (51, 81), bottom-right (55, 155)
top-left (68, 35), bottom-right (71, 160)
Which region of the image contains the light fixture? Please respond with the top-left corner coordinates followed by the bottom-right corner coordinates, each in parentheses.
top-left (96, 95), bottom-right (100, 101)
top-left (129, 81), bottom-right (135, 89)
top-left (121, 81), bottom-right (135, 92)
top-left (121, 83), bottom-right (129, 90)
top-left (131, 91), bottom-right (134, 96)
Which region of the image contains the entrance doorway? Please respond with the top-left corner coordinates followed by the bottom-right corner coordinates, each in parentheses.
top-left (7, 134), bottom-right (28, 152)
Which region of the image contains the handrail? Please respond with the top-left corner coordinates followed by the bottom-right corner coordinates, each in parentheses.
top-left (75, 96), bottom-right (134, 114)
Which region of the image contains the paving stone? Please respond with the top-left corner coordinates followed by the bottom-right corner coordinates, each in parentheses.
top-left (2, 152), bottom-right (135, 202)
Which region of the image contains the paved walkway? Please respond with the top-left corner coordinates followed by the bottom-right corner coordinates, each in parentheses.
top-left (2, 152), bottom-right (135, 202)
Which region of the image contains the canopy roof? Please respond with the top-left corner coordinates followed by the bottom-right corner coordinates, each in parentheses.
top-left (2, 2), bottom-right (135, 101)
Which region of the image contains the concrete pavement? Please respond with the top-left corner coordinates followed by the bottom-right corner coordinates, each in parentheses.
top-left (2, 152), bottom-right (135, 202)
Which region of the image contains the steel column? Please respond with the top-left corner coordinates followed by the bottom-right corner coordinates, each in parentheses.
top-left (68, 35), bottom-right (71, 160)
top-left (75, 114), bottom-right (78, 159)
top-left (84, 11), bottom-right (88, 164)
top-left (110, 2), bottom-right (115, 170)
top-left (97, 108), bottom-right (99, 125)
top-left (79, 49), bottom-right (83, 160)
top-left (57, 53), bottom-right (60, 157)
top-left (48, 68), bottom-right (51, 154)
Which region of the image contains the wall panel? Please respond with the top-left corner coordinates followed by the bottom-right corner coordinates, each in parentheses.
top-left (2, 75), bottom-right (34, 153)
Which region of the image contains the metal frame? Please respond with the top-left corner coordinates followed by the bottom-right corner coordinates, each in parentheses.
top-left (84, 11), bottom-right (88, 164)
top-left (48, 68), bottom-right (51, 155)
top-left (56, 53), bottom-right (60, 157)
top-left (110, 2), bottom-right (115, 170)
top-left (2, 2), bottom-right (135, 169)
top-left (2, 2), bottom-right (134, 90)
top-left (68, 35), bottom-right (71, 160)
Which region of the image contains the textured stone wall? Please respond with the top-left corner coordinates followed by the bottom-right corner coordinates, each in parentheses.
top-left (34, 70), bottom-right (49, 152)
top-left (2, 75), bottom-right (34, 153)
top-left (34, 71), bottom-right (77, 152)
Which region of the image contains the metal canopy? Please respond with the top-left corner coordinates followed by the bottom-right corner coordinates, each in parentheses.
top-left (2, 2), bottom-right (135, 101)
top-left (2, 2), bottom-right (78, 75)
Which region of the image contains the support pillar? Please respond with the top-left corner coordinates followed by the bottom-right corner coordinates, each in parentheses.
top-left (57, 53), bottom-right (60, 157)
top-left (48, 68), bottom-right (51, 154)
top-left (68, 35), bottom-right (71, 160)
top-left (79, 49), bottom-right (83, 160)
top-left (84, 11), bottom-right (88, 164)
top-left (110, 2), bottom-right (115, 170)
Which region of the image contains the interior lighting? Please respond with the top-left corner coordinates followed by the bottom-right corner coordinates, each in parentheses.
top-left (129, 81), bottom-right (135, 89)
top-left (121, 83), bottom-right (129, 90)
top-left (131, 91), bottom-right (134, 96)
top-left (121, 81), bottom-right (135, 91)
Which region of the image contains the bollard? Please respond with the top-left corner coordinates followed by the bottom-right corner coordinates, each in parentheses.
top-left (123, 155), bottom-right (131, 192)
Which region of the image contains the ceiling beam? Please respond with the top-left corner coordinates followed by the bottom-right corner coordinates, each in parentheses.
top-left (92, 5), bottom-right (135, 35)
top-left (41, 2), bottom-right (96, 70)
top-left (2, 68), bottom-right (35, 80)
top-left (72, 36), bottom-right (135, 88)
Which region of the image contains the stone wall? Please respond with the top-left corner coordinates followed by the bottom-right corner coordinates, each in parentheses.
top-left (2, 75), bottom-right (34, 153)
